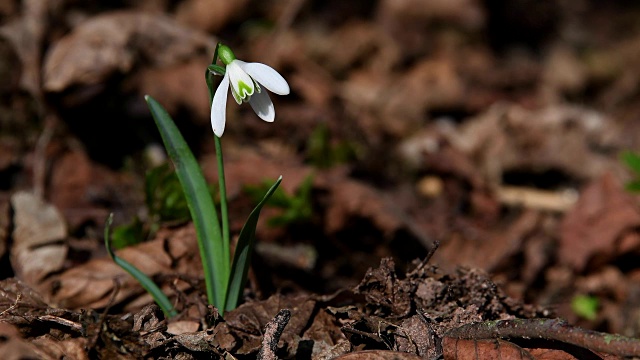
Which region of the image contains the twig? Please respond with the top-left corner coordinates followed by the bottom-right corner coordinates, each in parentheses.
top-left (445, 318), bottom-right (640, 357)
top-left (257, 309), bottom-right (291, 360)
top-left (37, 314), bottom-right (83, 333)
top-left (87, 278), bottom-right (122, 350)
top-left (0, 293), bottom-right (21, 317)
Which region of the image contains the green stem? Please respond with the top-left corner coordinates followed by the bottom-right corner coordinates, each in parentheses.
top-left (215, 135), bottom-right (230, 273)
top-left (206, 43), bottom-right (231, 310)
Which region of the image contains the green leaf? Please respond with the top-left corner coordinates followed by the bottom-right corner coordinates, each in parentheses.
top-left (105, 214), bottom-right (177, 317)
top-left (243, 174), bottom-right (314, 228)
top-left (621, 151), bottom-right (640, 174)
top-left (225, 176), bottom-right (282, 311)
top-left (145, 164), bottom-right (191, 223)
top-left (145, 95), bottom-right (228, 310)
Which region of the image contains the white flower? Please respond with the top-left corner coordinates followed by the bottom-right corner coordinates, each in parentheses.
top-left (211, 46), bottom-right (290, 137)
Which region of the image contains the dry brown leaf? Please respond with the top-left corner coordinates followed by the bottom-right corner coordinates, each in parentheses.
top-left (31, 336), bottom-right (89, 360)
top-left (10, 191), bottom-right (67, 286)
top-left (324, 178), bottom-right (433, 251)
top-left (334, 350), bottom-right (423, 359)
top-left (43, 11), bottom-right (216, 92)
top-left (0, 0), bottom-right (47, 96)
top-left (167, 320), bottom-right (200, 335)
top-left (0, 322), bottom-right (42, 360)
top-left (175, 0), bottom-right (250, 33)
top-left (0, 195), bottom-right (9, 259)
top-left (442, 338), bottom-right (535, 360)
top-left (47, 225), bottom-right (200, 311)
top-left (214, 294), bottom-right (317, 356)
top-left (419, 103), bottom-right (623, 188)
top-left (48, 149), bottom-right (137, 231)
top-left (560, 173), bottom-right (640, 271)
top-left (137, 58), bottom-right (212, 125)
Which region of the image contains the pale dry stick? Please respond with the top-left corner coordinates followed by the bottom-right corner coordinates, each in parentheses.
top-left (36, 314), bottom-right (83, 333)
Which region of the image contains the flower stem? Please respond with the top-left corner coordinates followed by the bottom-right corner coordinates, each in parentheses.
top-left (206, 43), bottom-right (231, 310)
top-left (214, 135), bottom-right (230, 273)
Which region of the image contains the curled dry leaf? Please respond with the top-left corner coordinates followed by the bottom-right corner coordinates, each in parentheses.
top-left (215, 294), bottom-right (317, 356)
top-left (10, 191), bottom-right (67, 286)
top-left (43, 11), bottom-right (216, 92)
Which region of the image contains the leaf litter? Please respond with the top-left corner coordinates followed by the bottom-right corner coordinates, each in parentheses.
top-left (2, 0), bottom-right (640, 359)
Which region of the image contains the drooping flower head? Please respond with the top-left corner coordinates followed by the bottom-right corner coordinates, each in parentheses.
top-left (211, 45), bottom-right (290, 137)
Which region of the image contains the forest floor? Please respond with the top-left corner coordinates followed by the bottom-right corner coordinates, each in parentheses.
top-left (2, 0), bottom-right (640, 359)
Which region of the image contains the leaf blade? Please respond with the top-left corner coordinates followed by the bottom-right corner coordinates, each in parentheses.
top-left (145, 95), bottom-right (228, 310)
top-left (105, 214), bottom-right (177, 317)
top-left (225, 176), bottom-right (282, 311)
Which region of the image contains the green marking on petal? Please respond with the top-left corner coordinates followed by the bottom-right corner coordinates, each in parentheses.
top-left (237, 80), bottom-right (254, 99)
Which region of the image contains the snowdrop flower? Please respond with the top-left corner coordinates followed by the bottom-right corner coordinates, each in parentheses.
top-left (211, 45), bottom-right (290, 137)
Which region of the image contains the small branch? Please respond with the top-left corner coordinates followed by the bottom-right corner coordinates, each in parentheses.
top-left (445, 318), bottom-right (640, 357)
top-left (258, 309), bottom-right (291, 360)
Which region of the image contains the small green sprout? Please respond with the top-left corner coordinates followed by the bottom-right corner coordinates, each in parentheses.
top-left (245, 174), bottom-right (314, 227)
top-left (571, 294), bottom-right (599, 321)
top-left (306, 123), bottom-right (357, 168)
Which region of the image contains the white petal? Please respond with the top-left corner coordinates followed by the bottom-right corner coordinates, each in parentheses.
top-left (249, 88), bottom-right (275, 122)
top-left (227, 61), bottom-right (254, 101)
top-left (237, 60), bottom-right (290, 95)
top-left (211, 73), bottom-right (230, 137)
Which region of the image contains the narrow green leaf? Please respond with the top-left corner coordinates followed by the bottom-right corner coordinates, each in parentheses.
top-left (225, 176), bottom-right (283, 311)
top-left (145, 95), bottom-right (228, 310)
top-left (105, 214), bottom-right (177, 317)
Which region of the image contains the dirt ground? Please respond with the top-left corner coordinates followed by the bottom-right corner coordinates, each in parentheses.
top-left (3, 0), bottom-right (640, 359)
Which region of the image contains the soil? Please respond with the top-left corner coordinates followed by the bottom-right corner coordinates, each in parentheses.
top-left (2, 0), bottom-right (640, 359)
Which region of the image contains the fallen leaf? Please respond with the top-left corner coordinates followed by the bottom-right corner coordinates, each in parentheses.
top-left (442, 338), bottom-right (535, 360)
top-left (175, 0), bottom-right (250, 33)
top-left (0, 322), bottom-right (42, 360)
top-left (47, 224), bottom-right (200, 311)
top-left (10, 191), bottom-right (67, 285)
top-left (43, 11), bottom-right (216, 92)
top-left (214, 294), bottom-right (316, 356)
top-left (334, 350), bottom-right (423, 359)
top-left (560, 173), bottom-right (640, 271)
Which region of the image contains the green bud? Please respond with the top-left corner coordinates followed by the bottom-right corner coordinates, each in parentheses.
top-left (218, 44), bottom-right (236, 65)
